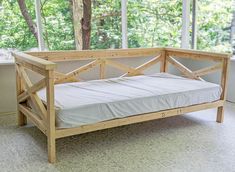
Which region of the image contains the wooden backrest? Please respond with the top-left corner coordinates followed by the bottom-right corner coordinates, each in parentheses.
top-left (13, 47), bottom-right (231, 102)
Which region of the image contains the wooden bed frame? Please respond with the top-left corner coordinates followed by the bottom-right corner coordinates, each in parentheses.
top-left (12, 47), bottom-right (231, 163)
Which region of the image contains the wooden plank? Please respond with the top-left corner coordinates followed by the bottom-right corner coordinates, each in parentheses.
top-left (16, 64), bottom-right (27, 126)
top-left (217, 58), bottom-right (230, 123)
top-left (160, 51), bottom-right (167, 72)
top-left (46, 70), bottom-right (56, 163)
top-left (193, 63), bottom-right (222, 77)
top-left (105, 59), bottom-right (139, 75)
top-left (220, 59), bottom-right (230, 100)
top-left (18, 104), bottom-right (47, 135)
top-left (134, 54), bottom-right (161, 72)
top-left (100, 60), bottom-right (105, 79)
top-left (121, 54), bottom-right (162, 77)
top-left (12, 52), bottom-right (56, 70)
top-left (15, 60), bottom-right (47, 76)
top-left (55, 59), bottom-right (100, 84)
top-left (26, 47), bottom-right (164, 62)
top-left (54, 71), bottom-right (78, 83)
top-left (18, 78), bottom-right (46, 103)
top-left (166, 47), bottom-right (231, 60)
top-left (17, 66), bottom-right (47, 121)
top-left (55, 100), bottom-right (224, 139)
top-left (167, 56), bottom-right (200, 80)
top-left (166, 51), bottom-right (223, 62)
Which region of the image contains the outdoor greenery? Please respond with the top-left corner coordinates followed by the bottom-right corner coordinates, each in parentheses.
top-left (0, 0), bottom-right (233, 53)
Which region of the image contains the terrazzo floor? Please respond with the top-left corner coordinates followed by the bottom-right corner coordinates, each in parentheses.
top-left (0, 102), bottom-right (235, 172)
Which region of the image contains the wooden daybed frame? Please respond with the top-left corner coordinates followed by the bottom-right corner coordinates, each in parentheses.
top-left (12, 47), bottom-right (231, 163)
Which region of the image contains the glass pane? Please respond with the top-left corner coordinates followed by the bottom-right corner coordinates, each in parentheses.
top-left (197, 0), bottom-right (233, 53)
top-left (91, 0), bottom-right (121, 49)
top-left (127, 0), bottom-right (182, 48)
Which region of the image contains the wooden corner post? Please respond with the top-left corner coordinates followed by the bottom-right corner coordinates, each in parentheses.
top-left (46, 70), bottom-right (56, 163)
top-left (15, 64), bottom-right (27, 126)
top-left (160, 49), bottom-right (168, 72)
top-left (216, 58), bottom-right (230, 123)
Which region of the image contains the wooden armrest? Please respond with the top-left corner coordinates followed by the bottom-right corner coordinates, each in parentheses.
top-left (12, 51), bottom-right (56, 70)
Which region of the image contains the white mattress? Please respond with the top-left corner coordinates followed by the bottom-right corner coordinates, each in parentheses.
top-left (37, 73), bottom-right (222, 128)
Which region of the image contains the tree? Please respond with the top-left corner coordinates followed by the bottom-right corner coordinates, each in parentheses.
top-left (0, 0), bottom-right (233, 52)
top-left (81, 0), bottom-right (91, 50)
top-left (71, 0), bottom-right (83, 50)
top-left (17, 0), bottom-right (38, 42)
top-left (71, 0), bottom-right (91, 50)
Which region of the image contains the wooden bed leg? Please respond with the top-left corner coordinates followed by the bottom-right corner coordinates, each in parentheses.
top-left (216, 58), bottom-right (229, 124)
top-left (48, 136), bottom-right (56, 163)
top-left (46, 70), bottom-right (56, 163)
top-left (216, 106), bottom-right (224, 123)
top-left (16, 64), bottom-right (27, 126)
top-left (18, 111), bottom-right (27, 126)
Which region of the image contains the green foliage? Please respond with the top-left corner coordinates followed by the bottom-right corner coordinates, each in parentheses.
top-left (0, 0), bottom-right (233, 53)
top-left (127, 0), bottom-right (183, 48)
top-left (0, 0), bottom-right (37, 50)
top-left (40, 0), bottom-right (75, 50)
top-left (196, 0), bottom-right (233, 52)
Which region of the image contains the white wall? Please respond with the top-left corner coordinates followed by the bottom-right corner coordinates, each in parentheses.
top-left (0, 64), bottom-right (17, 113)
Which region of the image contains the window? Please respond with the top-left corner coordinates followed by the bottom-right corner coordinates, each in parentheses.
top-left (196, 0), bottom-right (233, 53)
top-left (127, 0), bottom-right (182, 48)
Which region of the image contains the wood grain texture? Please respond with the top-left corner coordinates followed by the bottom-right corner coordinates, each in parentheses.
top-left (217, 58), bottom-right (230, 123)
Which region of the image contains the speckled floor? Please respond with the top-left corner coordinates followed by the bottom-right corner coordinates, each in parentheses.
top-left (0, 102), bottom-right (235, 172)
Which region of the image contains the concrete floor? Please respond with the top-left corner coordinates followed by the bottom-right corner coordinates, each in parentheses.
top-left (0, 102), bottom-right (235, 172)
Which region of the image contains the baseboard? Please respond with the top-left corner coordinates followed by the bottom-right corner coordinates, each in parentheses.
top-left (0, 111), bottom-right (16, 116)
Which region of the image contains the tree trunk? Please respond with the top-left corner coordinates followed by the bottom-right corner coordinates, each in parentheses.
top-left (71, 0), bottom-right (83, 50)
top-left (82, 0), bottom-right (92, 50)
top-left (17, 0), bottom-right (38, 42)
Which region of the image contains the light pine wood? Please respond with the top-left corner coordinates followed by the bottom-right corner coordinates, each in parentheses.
top-left (46, 70), bottom-right (56, 163)
top-left (167, 56), bottom-right (200, 80)
top-left (15, 59), bottom-right (47, 76)
top-left (56, 100), bottom-right (224, 139)
top-left (105, 59), bottom-right (141, 75)
top-left (133, 54), bottom-right (161, 72)
top-left (100, 60), bottom-right (105, 79)
top-left (18, 104), bottom-right (47, 135)
top-left (217, 58), bottom-right (230, 123)
top-left (160, 51), bottom-right (167, 72)
top-left (55, 59), bottom-right (101, 84)
top-left (12, 52), bottom-right (56, 70)
top-left (26, 47), bottom-right (164, 62)
top-left (17, 66), bottom-right (47, 121)
top-left (54, 71), bottom-right (79, 83)
top-left (121, 54), bottom-right (162, 77)
top-left (18, 78), bottom-right (46, 103)
top-left (166, 47), bottom-right (230, 61)
top-left (12, 47), bottom-right (231, 163)
top-left (193, 63), bottom-right (222, 77)
top-left (16, 64), bottom-right (27, 126)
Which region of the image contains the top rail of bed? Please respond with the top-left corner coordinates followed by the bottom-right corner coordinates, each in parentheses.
top-left (23, 47), bottom-right (231, 62)
top-left (12, 51), bottom-right (56, 70)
